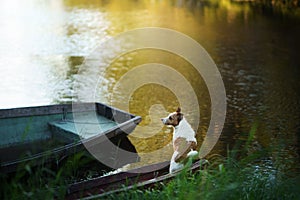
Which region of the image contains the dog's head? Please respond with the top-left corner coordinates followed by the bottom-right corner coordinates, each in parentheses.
top-left (161, 107), bottom-right (183, 127)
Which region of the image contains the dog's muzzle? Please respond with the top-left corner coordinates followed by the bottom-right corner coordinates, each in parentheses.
top-left (161, 118), bottom-right (168, 125)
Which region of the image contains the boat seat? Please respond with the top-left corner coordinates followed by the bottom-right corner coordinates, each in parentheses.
top-left (48, 112), bottom-right (118, 143)
top-left (48, 120), bottom-right (82, 143)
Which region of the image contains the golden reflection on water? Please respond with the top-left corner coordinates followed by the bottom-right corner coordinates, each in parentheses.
top-left (63, 0), bottom-right (300, 169)
top-left (99, 48), bottom-right (211, 165)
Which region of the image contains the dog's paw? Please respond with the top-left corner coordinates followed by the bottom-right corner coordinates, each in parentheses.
top-left (187, 150), bottom-right (198, 158)
top-left (169, 161), bottom-right (184, 174)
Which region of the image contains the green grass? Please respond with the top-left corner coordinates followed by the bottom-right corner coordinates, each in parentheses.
top-left (0, 152), bottom-right (104, 199)
top-left (1, 124), bottom-right (300, 200)
top-left (103, 153), bottom-right (300, 200)
top-left (1, 150), bottom-right (300, 200)
top-left (102, 123), bottom-right (300, 200)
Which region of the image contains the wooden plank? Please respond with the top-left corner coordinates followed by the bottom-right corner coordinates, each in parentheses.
top-left (0, 103), bottom-right (90, 119)
top-left (0, 102), bottom-right (125, 119)
top-left (67, 161), bottom-right (170, 194)
top-left (65, 160), bottom-right (207, 199)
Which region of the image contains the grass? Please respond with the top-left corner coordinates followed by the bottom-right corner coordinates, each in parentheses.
top-left (104, 160), bottom-right (299, 200)
top-left (102, 123), bottom-right (300, 200)
top-left (0, 152), bottom-right (105, 199)
top-left (101, 154), bottom-right (300, 200)
top-left (1, 125), bottom-right (300, 200)
top-left (1, 153), bottom-right (300, 200)
top-left (3, 154), bottom-right (299, 200)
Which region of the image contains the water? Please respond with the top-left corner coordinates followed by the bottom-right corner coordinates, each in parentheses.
top-left (0, 0), bottom-right (299, 169)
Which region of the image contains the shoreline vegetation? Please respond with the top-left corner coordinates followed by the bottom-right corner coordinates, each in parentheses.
top-left (104, 123), bottom-right (300, 200)
top-left (105, 156), bottom-right (300, 200)
top-left (1, 124), bottom-right (300, 199)
top-left (1, 145), bottom-right (300, 199)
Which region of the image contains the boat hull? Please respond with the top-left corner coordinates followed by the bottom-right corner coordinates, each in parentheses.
top-left (0, 102), bottom-right (141, 174)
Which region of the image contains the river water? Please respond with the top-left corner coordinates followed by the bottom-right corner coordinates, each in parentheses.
top-left (0, 0), bottom-right (299, 170)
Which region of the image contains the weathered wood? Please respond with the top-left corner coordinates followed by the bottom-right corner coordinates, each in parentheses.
top-left (65, 160), bottom-right (207, 199)
top-left (67, 161), bottom-right (170, 196)
top-left (0, 102), bottom-right (134, 119)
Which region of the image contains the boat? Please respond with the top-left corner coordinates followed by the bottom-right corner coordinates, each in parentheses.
top-left (0, 102), bottom-right (141, 174)
top-left (65, 159), bottom-right (208, 199)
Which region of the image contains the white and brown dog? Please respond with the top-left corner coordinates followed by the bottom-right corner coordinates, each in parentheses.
top-left (161, 107), bottom-right (198, 173)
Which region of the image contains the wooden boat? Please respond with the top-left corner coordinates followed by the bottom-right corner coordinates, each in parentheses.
top-left (65, 159), bottom-right (208, 199)
top-left (0, 102), bottom-right (141, 174)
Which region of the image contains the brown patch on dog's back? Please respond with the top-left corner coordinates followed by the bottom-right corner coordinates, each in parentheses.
top-left (173, 137), bottom-right (197, 162)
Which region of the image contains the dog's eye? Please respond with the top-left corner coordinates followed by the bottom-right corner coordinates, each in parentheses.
top-left (169, 116), bottom-right (172, 120)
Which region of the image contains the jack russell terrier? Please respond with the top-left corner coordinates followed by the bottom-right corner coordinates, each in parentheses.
top-left (161, 107), bottom-right (198, 173)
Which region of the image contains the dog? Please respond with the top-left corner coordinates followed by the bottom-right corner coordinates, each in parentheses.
top-left (161, 107), bottom-right (198, 173)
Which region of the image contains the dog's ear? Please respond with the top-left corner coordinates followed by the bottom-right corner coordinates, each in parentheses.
top-left (176, 107), bottom-right (183, 122)
top-left (177, 112), bottom-right (183, 121)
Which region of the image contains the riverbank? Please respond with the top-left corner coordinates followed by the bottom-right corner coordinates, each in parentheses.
top-left (105, 147), bottom-right (300, 200)
top-left (1, 131), bottom-right (299, 199)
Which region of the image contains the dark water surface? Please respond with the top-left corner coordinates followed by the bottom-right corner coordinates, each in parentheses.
top-left (0, 0), bottom-right (299, 170)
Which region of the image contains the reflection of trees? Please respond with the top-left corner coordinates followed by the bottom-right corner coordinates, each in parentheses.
top-left (255, 0), bottom-right (300, 8)
top-left (250, 0), bottom-right (300, 17)
top-left (67, 56), bottom-right (84, 78)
